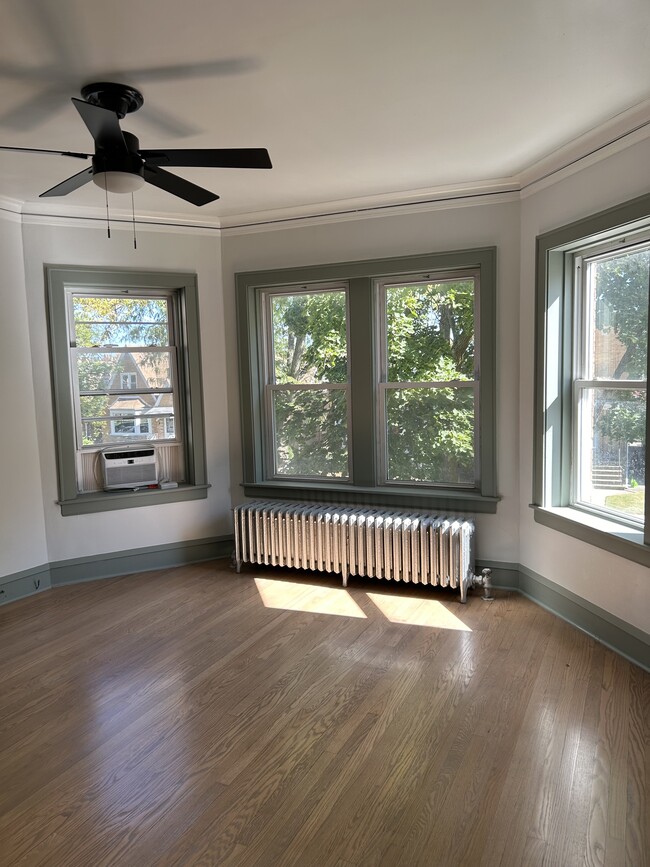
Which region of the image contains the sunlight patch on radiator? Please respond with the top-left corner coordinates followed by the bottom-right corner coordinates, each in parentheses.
top-left (254, 577), bottom-right (367, 618)
top-left (366, 593), bottom-right (472, 631)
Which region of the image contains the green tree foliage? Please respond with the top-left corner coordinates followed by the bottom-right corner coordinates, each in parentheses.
top-left (271, 291), bottom-right (347, 384)
top-left (385, 281), bottom-right (475, 483)
top-left (270, 282), bottom-right (476, 483)
top-left (270, 291), bottom-right (348, 476)
top-left (592, 250), bottom-right (648, 451)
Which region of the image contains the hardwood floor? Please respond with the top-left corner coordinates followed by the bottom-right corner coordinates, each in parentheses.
top-left (0, 561), bottom-right (647, 866)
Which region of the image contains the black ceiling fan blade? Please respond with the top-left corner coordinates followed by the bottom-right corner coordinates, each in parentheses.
top-left (0, 83), bottom-right (69, 131)
top-left (140, 148), bottom-right (272, 169)
top-left (0, 145), bottom-right (90, 159)
top-left (143, 165), bottom-right (219, 206)
top-left (72, 98), bottom-right (126, 151)
top-left (114, 58), bottom-right (259, 82)
top-left (39, 166), bottom-right (94, 197)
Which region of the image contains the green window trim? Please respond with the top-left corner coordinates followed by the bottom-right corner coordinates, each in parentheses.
top-left (533, 193), bottom-right (650, 556)
top-left (47, 266), bottom-right (208, 515)
top-left (236, 247), bottom-right (498, 511)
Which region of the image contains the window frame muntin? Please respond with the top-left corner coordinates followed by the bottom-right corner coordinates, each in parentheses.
top-left (260, 282), bottom-right (352, 482)
top-left (533, 193), bottom-right (650, 559)
top-left (236, 247), bottom-right (497, 512)
top-left (47, 266), bottom-right (208, 514)
top-left (376, 269), bottom-right (481, 488)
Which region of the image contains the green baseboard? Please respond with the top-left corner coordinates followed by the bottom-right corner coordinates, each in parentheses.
top-left (0, 564), bottom-right (52, 604)
top-left (0, 536), bottom-right (234, 604)
top-left (49, 536), bottom-right (234, 586)
top-left (477, 559), bottom-right (649, 672)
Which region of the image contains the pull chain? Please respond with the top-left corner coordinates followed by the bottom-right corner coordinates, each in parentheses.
top-left (104, 174), bottom-right (111, 239)
top-left (131, 192), bottom-right (137, 249)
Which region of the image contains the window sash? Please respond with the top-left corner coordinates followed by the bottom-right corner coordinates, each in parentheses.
top-left (68, 308), bottom-right (180, 450)
top-left (261, 284), bottom-right (351, 481)
top-left (378, 381), bottom-right (478, 487)
top-left (571, 240), bottom-right (648, 527)
top-left (376, 271), bottom-right (480, 487)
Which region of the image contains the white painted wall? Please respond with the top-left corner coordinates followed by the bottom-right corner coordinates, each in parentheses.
top-left (519, 136), bottom-right (650, 634)
top-left (20, 219), bottom-right (231, 563)
top-left (221, 199), bottom-right (522, 564)
top-left (0, 211), bottom-right (48, 577)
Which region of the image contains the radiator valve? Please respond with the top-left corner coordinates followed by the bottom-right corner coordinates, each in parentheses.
top-left (474, 567), bottom-right (494, 601)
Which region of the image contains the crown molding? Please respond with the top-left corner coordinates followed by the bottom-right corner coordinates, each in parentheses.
top-left (0, 195), bottom-right (24, 222)
top-left (19, 202), bottom-right (221, 236)
top-left (219, 181), bottom-right (521, 235)
top-left (518, 97), bottom-right (650, 198)
top-left (22, 202), bottom-right (220, 234)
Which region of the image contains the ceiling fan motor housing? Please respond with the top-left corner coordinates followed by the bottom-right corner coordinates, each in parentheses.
top-left (80, 82), bottom-right (144, 119)
top-left (92, 131), bottom-right (144, 181)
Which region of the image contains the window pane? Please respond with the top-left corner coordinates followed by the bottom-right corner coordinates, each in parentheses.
top-left (273, 389), bottom-right (348, 477)
top-left (386, 387), bottom-right (475, 484)
top-left (76, 351), bottom-right (173, 392)
top-left (79, 414), bottom-right (177, 447)
top-left (271, 290), bottom-right (347, 384)
top-left (73, 296), bottom-right (169, 347)
top-left (587, 248), bottom-right (649, 380)
top-left (577, 387), bottom-right (646, 522)
top-left (386, 280), bottom-right (475, 382)
top-left (80, 393), bottom-right (174, 422)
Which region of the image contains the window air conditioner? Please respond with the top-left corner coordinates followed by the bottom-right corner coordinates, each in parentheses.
top-left (101, 446), bottom-right (158, 490)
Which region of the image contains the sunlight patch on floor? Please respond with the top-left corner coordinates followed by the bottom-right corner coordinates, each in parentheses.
top-left (254, 577), bottom-right (367, 618)
top-left (366, 592), bottom-right (472, 631)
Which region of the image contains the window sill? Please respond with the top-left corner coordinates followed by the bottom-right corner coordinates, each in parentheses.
top-left (243, 481), bottom-right (499, 513)
top-left (533, 506), bottom-right (649, 568)
top-left (58, 484), bottom-right (210, 516)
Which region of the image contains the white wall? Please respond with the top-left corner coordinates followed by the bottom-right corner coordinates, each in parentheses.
top-left (20, 219), bottom-right (231, 563)
top-left (519, 136), bottom-right (650, 634)
top-left (0, 211), bottom-right (48, 576)
top-left (221, 199), bottom-right (522, 564)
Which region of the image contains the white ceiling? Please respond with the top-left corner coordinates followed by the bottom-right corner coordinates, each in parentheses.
top-left (0, 0), bottom-right (649, 226)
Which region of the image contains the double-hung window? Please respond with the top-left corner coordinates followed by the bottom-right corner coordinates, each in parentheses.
top-left (237, 248), bottom-right (497, 512)
top-left (534, 194), bottom-right (650, 563)
top-left (47, 268), bottom-right (208, 514)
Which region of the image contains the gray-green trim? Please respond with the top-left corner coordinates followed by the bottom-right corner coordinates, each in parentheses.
top-left (59, 484), bottom-right (210, 516)
top-left (45, 266), bottom-right (208, 515)
top-left (533, 192), bottom-right (650, 549)
top-left (476, 559), bottom-right (648, 671)
top-left (0, 564), bottom-right (51, 605)
top-left (348, 277), bottom-right (377, 486)
top-left (236, 247), bottom-right (498, 508)
top-left (533, 507), bottom-right (650, 568)
top-left (49, 535), bottom-right (233, 585)
top-left (516, 563), bottom-right (649, 672)
top-left (243, 482), bottom-right (499, 512)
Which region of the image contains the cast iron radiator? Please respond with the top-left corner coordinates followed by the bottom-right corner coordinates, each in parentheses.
top-left (233, 500), bottom-right (491, 603)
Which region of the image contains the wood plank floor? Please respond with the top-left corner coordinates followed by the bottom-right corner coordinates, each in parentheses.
top-left (0, 560), bottom-right (647, 867)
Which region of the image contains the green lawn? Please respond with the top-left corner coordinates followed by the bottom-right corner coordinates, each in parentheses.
top-left (604, 489), bottom-right (645, 517)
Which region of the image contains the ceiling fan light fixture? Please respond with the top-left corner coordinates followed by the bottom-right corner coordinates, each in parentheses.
top-left (93, 170), bottom-right (145, 194)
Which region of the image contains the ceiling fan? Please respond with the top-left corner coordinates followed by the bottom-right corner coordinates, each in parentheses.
top-left (0, 82), bottom-right (272, 205)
